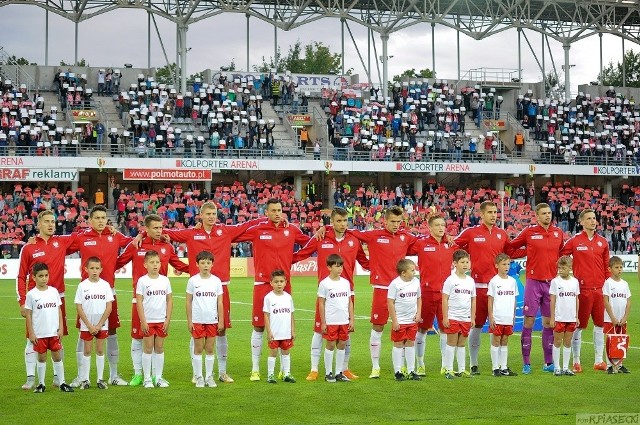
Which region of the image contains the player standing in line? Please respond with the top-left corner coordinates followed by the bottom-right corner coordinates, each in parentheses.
top-left (408, 214), bottom-right (456, 375)
top-left (347, 206), bottom-right (418, 379)
top-left (317, 254), bottom-right (354, 383)
top-left (69, 205), bottom-right (132, 387)
top-left (549, 256), bottom-right (580, 376)
top-left (560, 209), bottom-right (610, 372)
top-left (292, 207), bottom-right (368, 381)
top-left (487, 253), bottom-right (518, 377)
top-left (387, 259), bottom-right (422, 381)
top-left (74, 257), bottom-right (114, 389)
top-left (603, 256), bottom-right (631, 374)
top-left (136, 250), bottom-right (173, 388)
top-left (455, 200), bottom-right (519, 375)
top-left (441, 249), bottom-right (476, 379)
top-left (234, 199), bottom-right (310, 381)
top-left (263, 270), bottom-right (296, 384)
top-left (506, 203), bottom-right (564, 374)
top-left (25, 263), bottom-right (74, 393)
top-left (17, 209), bottom-right (79, 390)
top-left (186, 250), bottom-right (224, 388)
top-left (164, 201), bottom-right (265, 384)
top-left (115, 214), bottom-right (190, 386)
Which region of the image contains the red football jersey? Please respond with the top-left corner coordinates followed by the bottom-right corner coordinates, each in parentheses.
top-left (17, 234), bottom-right (78, 305)
top-left (560, 231), bottom-right (610, 289)
top-left (408, 234), bottom-right (457, 292)
top-left (69, 228), bottom-right (132, 287)
top-left (454, 223), bottom-right (509, 284)
top-left (350, 228), bottom-right (417, 287)
top-left (235, 221), bottom-right (310, 283)
top-left (507, 223), bottom-right (564, 281)
top-left (292, 228), bottom-right (369, 288)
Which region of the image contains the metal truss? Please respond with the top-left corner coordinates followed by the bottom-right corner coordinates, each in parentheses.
top-left (3, 0), bottom-right (640, 44)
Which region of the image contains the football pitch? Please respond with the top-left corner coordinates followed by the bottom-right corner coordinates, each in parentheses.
top-left (1, 274), bottom-right (638, 425)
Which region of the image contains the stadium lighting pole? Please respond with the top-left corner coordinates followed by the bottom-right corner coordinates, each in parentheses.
top-left (456, 19), bottom-right (460, 81)
top-left (381, 33), bottom-right (389, 99)
top-left (563, 43), bottom-right (571, 100)
top-left (599, 33), bottom-right (603, 80)
top-left (622, 36), bottom-right (626, 87)
top-left (246, 14), bottom-right (250, 72)
top-left (341, 18), bottom-right (345, 76)
top-left (74, 21), bottom-right (79, 65)
top-left (431, 22), bottom-right (436, 75)
top-left (44, 9), bottom-right (49, 66)
top-left (148, 7), bottom-right (151, 69)
top-left (517, 28), bottom-right (522, 82)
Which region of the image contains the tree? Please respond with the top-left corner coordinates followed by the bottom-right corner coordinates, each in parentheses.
top-left (392, 68), bottom-right (435, 83)
top-left (253, 41), bottom-right (346, 74)
top-left (8, 55), bottom-right (36, 66)
top-left (59, 58), bottom-right (88, 67)
top-left (598, 49), bottom-right (640, 88)
top-left (155, 63), bottom-right (178, 85)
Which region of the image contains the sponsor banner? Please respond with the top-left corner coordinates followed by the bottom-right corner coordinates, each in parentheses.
top-left (592, 165), bottom-right (640, 176)
top-left (170, 158), bottom-right (259, 170)
top-left (0, 258), bottom-right (131, 280)
top-left (71, 110), bottom-right (99, 121)
top-left (0, 168), bottom-right (78, 181)
top-left (288, 114), bottom-right (312, 126)
top-left (230, 257), bottom-right (249, 278)
top-left (291, 257), bottom-right (318, 276)
top-left (123, 168), bottom-right (212, 181)
top-left (483, 119), bottom-right (507, 130)
top-left (221, 71), bottom-right (350, 93)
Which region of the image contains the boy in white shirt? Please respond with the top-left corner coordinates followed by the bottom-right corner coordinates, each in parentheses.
top-left (549, 256), bottom-right (580, 376)
top-left (263, 269), bottom-right (296, 384)
top-left (136, 250), bottom-right (173, 388)
top-left (74, 257), bottom-right (114, 389)
top-left (186, 251), bottom-right (224, 387)
top-left (603, 256), bottom-right (632, 374)
top-left (442, 249), bottom-right (476, 380)
top-left (318, 254), bottom-right (354, 383)
top-left (488, 253), bottom-right (519, 377)
top-left (25, 263), bottom-right (74, 393)
top-left (388, 258), bottom-right (422, 381)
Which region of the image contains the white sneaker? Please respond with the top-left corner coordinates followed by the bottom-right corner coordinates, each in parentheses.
top-left (110, 375), bottom-right (129, 386)
top-left (155, 378), bottom-right (170, 388)
top-left (21, 377), bottom-right (35, 390)
top-left (143, 379), bottom-right (154, 388)
top-left (69, 376), bottom-right (83, 388)
top-left (195, 376), bottom-right (205, 388)
top-left (205, 376), bottom-right (217, 388)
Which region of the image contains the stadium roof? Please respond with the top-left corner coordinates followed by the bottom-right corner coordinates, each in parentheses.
top-left (2, 0), bottom-right (640, 43)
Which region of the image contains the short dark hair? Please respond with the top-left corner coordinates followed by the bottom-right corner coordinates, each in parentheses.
top-left (266, 198), bottom-right (281, 209)
top-left (270, 269), bottom-right (286, 280)
top-left (32, 262), bottom-right (49, 275)
top-left (453, 249), bottom-right (470, 262)
top-left (385, 206), bottom-right (404, 219)
top-left (331, 207), bottom-right (348, 218)
top-left (495, 253), bottom-right (511, 264)
top-left (84, 256), bottom-right (102, 268)
top-left (144, 250), bottom-right (160, 261)
top-left (609, 256), bottom-right (623, 267)
top-left (327, 254), bottom-right (344, 267)
top-left (396, 258), bottom-right (415, 275)
top-left (196, 250), bottom-right (214, 263)
top-left (90, 205), bottom-right (108, 218)
top-left (480, 201), bottom-right (496, 212)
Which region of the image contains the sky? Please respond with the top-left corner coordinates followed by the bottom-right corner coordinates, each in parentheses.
top-left (0, 4), bottom-right (634, 93)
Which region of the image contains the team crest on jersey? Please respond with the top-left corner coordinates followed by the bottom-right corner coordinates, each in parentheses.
top-left (348, 240), bottom-right (354, 247)
top-left (400, 235), bottom-right (405, 241)
top-left (444, 243), bottom-right (449, 249)
top-left (597, 241), bottom-right (602, 247)
top-left (284, 230), bottom-right (290, 237)
top-left (216, 229), bottom-right (223, 236)
top-left (553, 232), bottom-right (559, 238)
top-left (52, 241), bottom-right (59, 248)
top-left (497, 234), bottom-right (502, 239)
top-left (161, 248), bottom-right (166, 254)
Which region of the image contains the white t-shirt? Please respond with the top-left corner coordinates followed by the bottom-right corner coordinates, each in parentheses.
top-left (186, 274), bottom-right (224, 324)
top-left (549, 276), bottom-right (580, 322)
top-left (263, 291), bottom-right (294, 340)
top-left (487, 274), bottom-right (518, 325)
top-left (74, 278), bottom-right (114, 331)
top-left (442, 273), bottom-right (476, 322)
top-left (603, 277), bottom-right (631, 323)
top-left (25, 286), bottom-right (61, 338)
top-left (387, 276), bottom-right (421, 325)
top-left (136, 274), bottom-right (172, 323)
top-left (317, 276), bottom-right (352, 325)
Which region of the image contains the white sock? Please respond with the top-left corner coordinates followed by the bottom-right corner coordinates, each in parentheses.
top-left (216, 336), bottom-right (228, 375)
top-left (563, 346), bottom-right (572, 370)
top-left (310, 332), bottom-right (322, 372)
top-left (75, 336), bottom-right (84, 376)
top-left (593, 326), bottom-right (604, 364)
top-left (336, 349), bottom-right (346, 375)
top-left (456, 346), bottom-right (467, 373)
top-left (251, 331), bottom-right (263, 372)
top-left (107, 334), bottom-right (119, 380)
top-left (192, 355), bottom-right (203, 378)
top-left (80, 354), bottom-right (91, 381)
top-left (152, 351), bottom-right (157, 377)
top-left (37, 361), bottom-right (46, 385)
top-left (444, 345), bottom-right (455, 372)
top-left (96, 355), bottom-right (105, 381)
top-left (189, 337), bottom-right (195, 363)
top-left (572, 329), bottom-right (582, 364)
top-left (370, 330), bottom-right (383, 369)
top-left (205, 355), bottom-right (215, 378)
top-left (490, 345), bottom-right (500, 370)
top-left (53, 360), bottom-right (65, 384)
top-left (155, 352), bottom-right (165, 379)
top-left (415, 332), bottom-right (426, 367)
top-left (468, 328), bottom-right (481, 367)
top-left (343, 337), bottom-right (351, 371)
top-left (267, 356), bottom-right (276, 376)
top-left (392, 346), bottom-right (404, 372)
top-left (499, 346), bottom-right (508, 370)
top-left (282, 354), bottom-right (291, 375)
top-left (440, 333), bottom-right (447, 368)
top-left (324, 348), bottom-right (334, 375)
top-left (552, 345), bottom-right (560, 370)
top-left (131, 339), bottom-right (143, 374)
top-left (25, 340), bottom-right (36, 378)
top-left (405, 346), bottom-right (416, 373)
top-left (142, 353), bottom-right (152, 380)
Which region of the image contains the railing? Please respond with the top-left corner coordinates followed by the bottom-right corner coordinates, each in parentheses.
top-left (0, 46), bottom-right (36, 95)
top-left (465, 68), bottom-right (521, 86)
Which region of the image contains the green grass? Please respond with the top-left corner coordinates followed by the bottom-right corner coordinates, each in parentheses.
top-left (1, 274), bottom-right (639, 425)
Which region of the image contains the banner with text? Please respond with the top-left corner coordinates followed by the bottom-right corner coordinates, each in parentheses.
top-left (123, 168), bottom-right (213, 181)
top-left (0, 168), bottom-right (79, 181)
top-left (221, 71), bottom-right (350, 93)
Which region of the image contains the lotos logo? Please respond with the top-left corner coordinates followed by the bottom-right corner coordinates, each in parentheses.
top-left (147, 290), bottom-right (167, 296)
top-left (399, 291), bottom-right (418, 298)
top-left (272, 307), bottom-right (291, 314)
top-left (197, 291), bottom-right (217, 297)
top-left (454, 288), bottom-right (473, 295)
top-left (38, 302), bottom-right (57, 309)
top-left (610, 293), bottom-right (627, 298)
top-left (85, 294), bottom-right (106, 300)
top-left (559, 291), bottom-right (577, 297)
top-left (497, 290), bottom-right (515, 296)
top-left (329, 291), bottom-right (349, 298)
